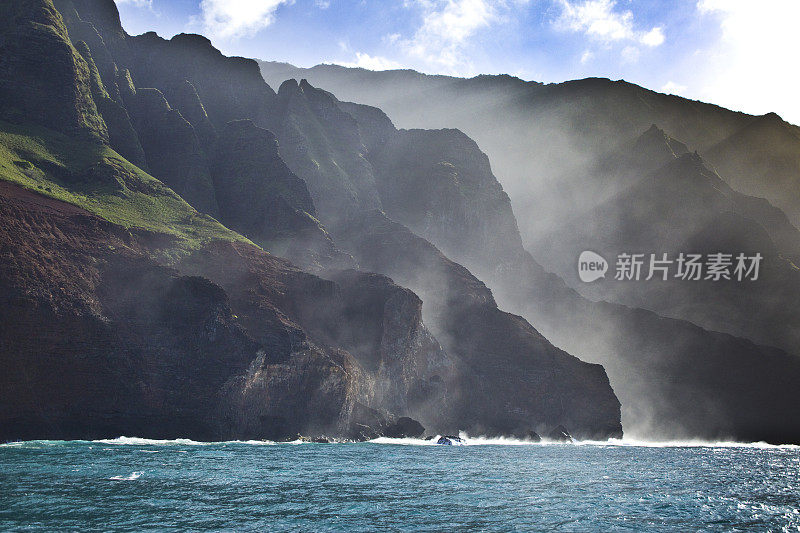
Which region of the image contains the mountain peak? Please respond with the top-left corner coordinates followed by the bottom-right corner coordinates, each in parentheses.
top-left (628, 124), bottom-right (690, 168)
top-left (278, 78), bottom-right (300, 97)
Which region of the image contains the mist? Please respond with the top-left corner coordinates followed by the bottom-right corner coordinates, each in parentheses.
top-left (258, 62), bottom-right (800, 443)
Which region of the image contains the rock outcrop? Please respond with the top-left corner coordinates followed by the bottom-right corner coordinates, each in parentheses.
top-left (269, 79), bottom-right (382, 227)
top-left (0, 0), bottom-right (107, 140)
top-left (1, 0), bottom-right (630, 443)
top-left (126, 87), bottom-right (219, 216)
top-left (209, 119), bottom-right (343, 268)
top-left (0, 181), bottom-right (429, 441)
top-left (338, 211), bottom-right (623, 440)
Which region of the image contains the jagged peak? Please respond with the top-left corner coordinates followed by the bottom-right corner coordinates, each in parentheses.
top-left (632, 123), bottom-right (690, 161)
top-left (278, 78), bottom-right (301, 97)
top-left (656, 150), bottom-right (730, 192)
top-left (63, 0), bottom-right (126, 39)
top-left (170, 32), bottom-right (214, 48)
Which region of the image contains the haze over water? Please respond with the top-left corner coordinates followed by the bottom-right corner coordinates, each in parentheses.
top-left (2, 438), bottom-right (798, 531)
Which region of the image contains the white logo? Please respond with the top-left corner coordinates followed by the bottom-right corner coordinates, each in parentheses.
top-left (578, 251), bottom-right (608, 282)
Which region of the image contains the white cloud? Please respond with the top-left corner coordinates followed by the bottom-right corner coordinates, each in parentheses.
top-left (695, 0), bottom-right (800, 124)
top-left (555, 0), bottom-right (665, 63)
top-left (620, 45), bottom-right (639, 63)
top-left (315, 0), bottom-right (330, 8)
top-left (198, 0), bottom-right (291, 39)
top-left (334, 52), bottom-right (404, 71)
top-left (640, 26), bottom-right (664, 47)
top-left (661, 81), bottom-right (687, 95)
top-left (580, 49), bottom-right (593, 64)
top-left (399, 0), bottom-right (512, 73)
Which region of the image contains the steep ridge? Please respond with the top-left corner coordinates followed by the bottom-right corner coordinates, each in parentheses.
top-left (269, 79), bottom-right (382, 226)
top-left (125, 86), bottom-right (219, 216)
top-left (0, 179), bottom-right (447, 441)
top-left (336, 103), bottom-right (800, 442)
top-left (257, 62), bottom-right (800, 247)
top-left (706, 113), bottom-right (800, 227)
top-left (338, 211), bottom-right (622, 439)
top-left (547, 128), bottom-right (800, 356)
top-left (255, 77), bottom-right (622, 438)
top-left (0, 0), bottom-right (107, 140)
top-left (210, 119), bottom-right (343, 269)
top-left (0, 0), bottom-right (624, 441)
top-left (47, 0), bottom-right (342, 266)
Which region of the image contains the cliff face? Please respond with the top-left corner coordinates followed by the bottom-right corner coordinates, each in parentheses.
top-left (0, 180), bottom-right (447, 441)
top-left (126, 87), bottom-right (219, 216)
top-left (338, 211), bottom-right (622, 439)
top-left (34, 0), bottom-right (345, 266)
top-left (547, 127), bottom-right (800, 357)
top-left (327, 96), bottom-right (800, 443)
top-left (178, 244), bottom-right (455, 433)
top-left (370, 127), bottom-right (525, 270)
top-left (0, 0), bottom-right (107, 140)
top-left (268, 79), bottom-right (382, 227)
top-left (0, 0), bottom-right (630, 442)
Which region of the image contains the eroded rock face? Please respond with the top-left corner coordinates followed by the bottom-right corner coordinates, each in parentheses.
top-left (123, 32), bottom-right (276, 129)
top-left (0, 0), bottom-right (107, 140)
top-left (370, 128), bottom-right (524, 269)
top-left (177, 243), bottom-right (454, 434)
top-left (0, 182), bottom-right (386, 441)
top-left (209, 119), bottom-right (342, 268)
top-left (0, 183), bottom-right (253, 440)
top-left (73, 40), bottom-right (147, 167)
top-left (2, 0), bottom-right (627, 442)
top-left (269, 79), bottom-right (382, 227)
top-left (338, 211), bottom-right (623, 440)
top-left (126, 87), bottom-right (219, 216)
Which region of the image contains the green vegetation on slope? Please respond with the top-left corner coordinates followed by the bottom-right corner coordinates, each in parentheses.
top-left (0, 120), bottom-right (251, 252)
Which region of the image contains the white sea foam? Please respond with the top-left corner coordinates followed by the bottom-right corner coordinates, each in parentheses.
top-left (368, 433), bottom-right (800, 449)
top-left (109, 471), bottom-right (142, 481)
top-left (95, 436), bottom-right (275, 446)
top-left (2, 435), bottom-right (798, 449)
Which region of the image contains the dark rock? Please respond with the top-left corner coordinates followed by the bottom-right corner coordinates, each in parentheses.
top-left (128, 87), bottom-right (219, 216)
top-left (382, 417), bottom-right (425, 439)
top-left (548, 426), bottom-right (573, 443)
top-left (171, 79), bottom-right (218, 154)
top-left (370, 128), bottom-right (524, 267)
top-left (269, 79), bottom-right (382, 227)
top-left (0, 0), bottom-right (107, 140)
top-left (338, 210), bottom-right (623, 440)
top-left (73, 40), bottom-right (147, 167)
top-left (436, 435), bottom-right (464, 445)
top-left (0, 182), bottom-right (381, 442)
top-left (210, 119), bottom-right (347, 268)
top-left (527, 431), bottom-right (541, 443)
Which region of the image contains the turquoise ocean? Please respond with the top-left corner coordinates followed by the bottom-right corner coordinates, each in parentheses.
top-left (1, 436), bottom-right (798, 531)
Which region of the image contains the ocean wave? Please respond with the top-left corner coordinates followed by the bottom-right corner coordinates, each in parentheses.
top-left (95, 436), bottom-right (276, 446)
top-left (368, 435), bottom-right (800, 449)
top-left (109, 471), bottom-right (142, 481)
top-left (2, 435), bottom-right (798, 449)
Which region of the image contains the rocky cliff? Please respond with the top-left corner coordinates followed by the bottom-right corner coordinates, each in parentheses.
top-left (0, 0), bottom-right (625, 442)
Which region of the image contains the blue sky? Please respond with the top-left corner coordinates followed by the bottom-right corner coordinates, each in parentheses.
top-left (114, 0), bottom-right (800, 124)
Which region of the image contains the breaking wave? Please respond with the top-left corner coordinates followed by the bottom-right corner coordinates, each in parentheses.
top-left (2, 435), bottom-right (798, 448)
top-left (109, 471), bottom-right (142, 481)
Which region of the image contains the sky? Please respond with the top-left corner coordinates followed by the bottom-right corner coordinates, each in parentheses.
top-left (114, 0), bottom-right (800, 125)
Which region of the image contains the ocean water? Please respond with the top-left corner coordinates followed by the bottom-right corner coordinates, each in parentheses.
top-left (1, 437), bottom-right (799, 532)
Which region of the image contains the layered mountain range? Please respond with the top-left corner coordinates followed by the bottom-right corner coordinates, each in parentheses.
top-left (0, 0), bottom-right (797, 443)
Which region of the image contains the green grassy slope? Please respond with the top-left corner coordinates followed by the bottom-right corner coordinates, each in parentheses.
top-left (0, 120), bottom-right (252, 252)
